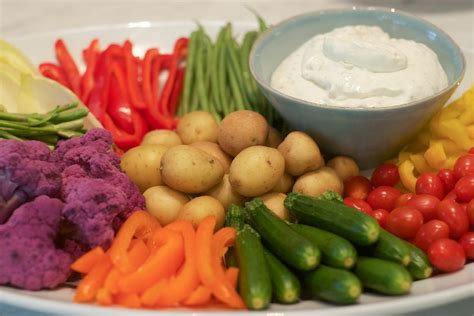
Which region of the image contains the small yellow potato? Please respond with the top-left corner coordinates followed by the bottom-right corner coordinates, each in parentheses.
top-left (191, 141), bottom-right (232, 173)
top-left (260, 192), bottom-right (290, 220)
top-left (177, 111), bottom-right (219, 144)
top-left (271, 173), bottom-right (295, 194)
top-left (327, 156), bottom-right (360, 182)
top-left (120, 144), bottom-right (168, 192)
top-left (160, 145), bottom-right (224, 194)
top-left (141, 129), bottom-right (182, 147)
top-left (229, 146), bottom-right (285, 197)
top-left (217, 110), bottom-right (269, 157)
top-left (266, 126), bottom-right (283, 148)
top-left (143, 185), bottom-right (190, 226)
top-left (293, 167), bottom-right (344, 197)
top-left (206, 174), bottom-right (247, 208)
top-left (278, 131), bottom-right (325, 176)
top-left (177, 196), bottom-right (225, 229)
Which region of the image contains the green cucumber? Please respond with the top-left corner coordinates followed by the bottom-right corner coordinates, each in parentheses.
top-left (361, 229), bottom-right (411, 266)
top-left (291, 224), bottom-right (357, 269)
top-left (235, 224), bottom-right (272, 310)
top-left (403, 241), bottom-right (433, 280)
top-left (285, 193), bottom-right (380, 246)
top-left (302, 265), bottom-right (362, 305)
top-left (263, 248), bottom-right (300, 304)
top-left (245, 198), bottom-right (320, 271)
top-left (355, 257), bottom-right (412, 295)
top-left (225, 204), bottom-right (246, 267)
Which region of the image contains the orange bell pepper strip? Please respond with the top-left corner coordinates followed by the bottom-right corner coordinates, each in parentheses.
top-left (196, 216), bottom-right (217, 286)
top-left (225, 267), bottom-right (239, 289)
top-left (70, 246), bottom-right (105, 274)
top-left (115, 293), bottom-right (141, 308)
top-left (108, 210), bottom-right (159, 274)
top-left (103, 268), bottom-right (121, 295)
top-left (74, 256), bottom-right (112, 303)
top-left (96, 288), bottom-right (113, 306)
top-left (182, 285), bottom-right (212, 306)
top-left (140, 279), bottom-right (169, 307)
top-left (127, 239), bottom-right (151, 271)
top-left (118, 228), bottom-right (184, 294)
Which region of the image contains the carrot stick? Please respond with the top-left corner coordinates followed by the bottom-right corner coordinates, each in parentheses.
top-left (182, 285), bottom-right (212, 306)
top-left (96, 288), bottom-right (113, 306)
top-left (103, 268), bottom-right (121, 295)
top-left (70, 246), bottom-right (105, 274)
top-left (196, 216), bottom-right (217, 287)
top-left (74, 256), bottom-right (112, 303)
top-left (118, 228), bottom-right (184, 293)
top-left (225, 267), bottom-right (239, 289)
top-left (115, 293), bottom-right (141, 308)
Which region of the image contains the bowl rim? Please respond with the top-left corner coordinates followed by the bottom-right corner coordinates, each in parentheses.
top-left (249, 6), bottom-right (466, 112)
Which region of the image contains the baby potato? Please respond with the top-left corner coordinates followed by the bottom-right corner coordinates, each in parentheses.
top-left (272, 172), bottom-right (295, 194)
top-left (206, 174), bottom-right (247, 208)
top-left (177, 111), bottom-right (219, 144)
top-left (120, 144), bottom-right (168, 192)
top-left (191, 141), bottom-right (232, 173)
top-left (266, 126), bottom-right (283, 148)
top-left (143, 185), bottom-right (190, 226)
top-left (161, 145), bottom-right (224, 194)
top-left (293, 167), bottom-right (344, 197)
top-left (218, 110), bottom-right (269, 157)
top-left (229, 146), bottom-right (285, 197)
top-left (260, 192), bottom-right (291, 221)
top-left (327, 156), bottom-right (360, 182)
top-left (177, 196), bottom-right (225, 230)
top-left (141, 130), bottom-right (182, 147)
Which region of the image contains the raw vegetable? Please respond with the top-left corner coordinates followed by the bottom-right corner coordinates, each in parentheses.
top-left (361, 229), bottom-right (411, 266)
top-left (427, 238), bottom-right (466, 272)
top-left (177, 111), bottom-right (219, 144)
top-left (271, 173), bottom-right (295, 194)
top-left (191, 141), bottom-right (232, 173)
top-left (386, 206), bottom-right (424, 239)
top-left (224, 204), bottom-right (246, 267)
top-left (318, 191), bottom-right (344, 203)
top-left (292, 167), bottom-right (344, 198)
top-left (177, 196), bottom-right (225, 229)
top-left (140, 130), bottom-right (182, 147)
top-left (343, 175), bottom-right (372, 200)
top-left (327, 156), bottom-right (359, 182)
top-left (260, 192), bottom-right (291, 220)
top-left (206, 174), bottom-right (246, 208)
top-left (143, 186), bottom-right (190, 226)
top-left (413, 220), bottom-right (450, 252)
top-left (403, 240), bottom-right (433, 280)
top-left (371, 163), bottom-right (400, 187)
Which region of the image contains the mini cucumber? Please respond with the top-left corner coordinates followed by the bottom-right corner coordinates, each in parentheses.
top-left (263, 248), bottom-right (301, 304)
top-left (291, 224), bottom-right (357, 269)
top-left (285, 193), bottom-right (380, 246)
top-left (235, 224), bottom-right (272, 310)
top-left (403, 241), bottom-right (433, 280)
top-left (245, 198), bottom-right (320, 271)
top-left (302, 265), bottom-right (362, 305)
top-left (355, 257), bottom-right (412, 295)
top-left (361, 229), bottom-right (411, 266)
top-left (225, 204), bottom-right (246, 267)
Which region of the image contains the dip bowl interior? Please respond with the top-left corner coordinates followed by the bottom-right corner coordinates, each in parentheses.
top-left (250, 7), bottom-right (465, 169)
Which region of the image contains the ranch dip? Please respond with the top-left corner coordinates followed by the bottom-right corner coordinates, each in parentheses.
top-left (270, 25), bottom-right (449, 107)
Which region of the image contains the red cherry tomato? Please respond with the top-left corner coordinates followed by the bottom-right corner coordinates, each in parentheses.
top-left (366, 186), bottom-right (401, 211)
top-left (458, 232), bottom-right (474, 260)
top-left (444, 189), bottom-right (458, 202)
top-left (406, 194), bottom-right (440, 222)
top-left (413, 220), bottom-right (450, 252)
top-left (436, 199), bottom-right (469, 239)
top-left (428, 238), bottom-right (466, 272)
top-left (371, 163), bottom-right (400, 187)
top-left (438, 169), bottom-right (456, 193)
top-left (343, 197), bottom-right (373, 216)
top-left (454, 175), bottom-right (474, 203)
top-left (415, 172), bottom-right (445, 200)
top-left (453, 153), bottom-right (474, 180)
top-left (467, 200), bottom-right (474, 228)
top-left (372, 209), bottom-right (390, 228)
top-left (386, 206), bottom-right (424, 239)
top-left (395, 193), bottom-right (415, 207)
top-left (469, 148), bottom-right (474, 154)
top-left (344, 175), bottom-right (372, 200)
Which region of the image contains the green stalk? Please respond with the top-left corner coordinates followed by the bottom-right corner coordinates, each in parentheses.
top-left (55, 118), bottom-right (84, 131)
top-left (240, 31), bottom-right (259, 108)
top-left (194, 27), bottom-right (211, 112)
top-left (0, 130), bottom-right (23, 140)
top-left (182, 31), bottom-right (199, 114)
top-left (50, 108), bottom-right (89, 124)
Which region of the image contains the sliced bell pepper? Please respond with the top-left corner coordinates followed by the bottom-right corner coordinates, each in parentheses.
top-left (123, 40), bottom-right (146, 109)
top-left (55, 39), bottom-right (81, 95)
top-left (106, 61), bottom-right (134, 134)
top-left (81, 39), bottom-right (100, 104)
top-left (142, 48), bottom-right (159, 110)
top-left (39, 63), bottom-right (70, 88)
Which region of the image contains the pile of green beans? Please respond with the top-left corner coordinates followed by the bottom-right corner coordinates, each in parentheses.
top-left (178, 18), bottom-right (285, 130)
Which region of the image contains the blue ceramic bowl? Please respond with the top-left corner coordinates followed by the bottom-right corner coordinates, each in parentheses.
top-left (250, 7), bottom-right (465, 169)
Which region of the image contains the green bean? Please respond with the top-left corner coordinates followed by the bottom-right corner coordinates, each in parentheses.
top-left (219, 24), bottom-right (233, 114)
top-left (183, 31), bottom-right (199, 113)
top-left (195, 27), bottom-right (211, 112)
top-left (211, 26), bottom-right (227, 116)
top-left (240, 31), bottom-right (259, 108)
top-left (225, 42), bottom-right (246, 111)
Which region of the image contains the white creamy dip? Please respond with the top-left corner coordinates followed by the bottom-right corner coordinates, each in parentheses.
top-left (270, 25), bottom-right (449, 107)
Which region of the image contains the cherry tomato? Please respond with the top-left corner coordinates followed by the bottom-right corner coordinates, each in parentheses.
top-left (386, 206), bottom-right (424, 239)
top-left (428, 238), bottom-right (466, 272)
top-left (413, 220), bottom-right (450, 252)
top-left (444, 189), bottom-right (458, 202)
top-left (438, 169), bottom-right (456, 193)
top-left (458, 232), bottom-right (474, 260)
top-left (454, 175), bottom-right (474, 203)
top-left (371, 163), bottom-right (400, 187)
top-left (344, 175), bottom-right (372, 200)
top-left (366, 186), bottom-right (401, 211)
top-left (343, 197), bottom-right (373, 216)
top-left (372, 209), bottom-right (390, 228)
top-left (406, 194), bottom-right (440, 221)
top-left (453, 153), bottom-right (474, 180)
top-left (395, 193), bottom-right (415, 207)
top-left (467, 200), bottom-right (474, 228)
top-left (415, 172), bottom-right (445, 200)
top-left (469, 148), bottom-right (474, 154)
top-left (436, 199), bottom-right (469, 239)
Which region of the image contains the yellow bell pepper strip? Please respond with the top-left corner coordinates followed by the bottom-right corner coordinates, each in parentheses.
top-left (399, 160), bottom-right (417, 193)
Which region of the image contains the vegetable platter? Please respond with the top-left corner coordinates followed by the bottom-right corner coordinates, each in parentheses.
top-left (1, 19), bottom-right (474, 316)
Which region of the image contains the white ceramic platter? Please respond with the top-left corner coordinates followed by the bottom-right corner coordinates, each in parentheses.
top-left (2, 21), bottom-right (474, 315)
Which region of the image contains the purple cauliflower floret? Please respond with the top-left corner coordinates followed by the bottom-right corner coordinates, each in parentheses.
top-left (0, 196), bottom-right (72, 290)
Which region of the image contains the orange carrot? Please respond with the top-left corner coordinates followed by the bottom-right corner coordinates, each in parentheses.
top-left (182, 285), bottom-right (212, 306)
top-left (118, 228), bottom-right (184, 293)
top-left (115, 293), bottom-right (141, 308)
top-left (140, 279), bottom-right (169, 307)
top-left (127, 239), bottom-right (150, 271)
top-left (196, 216), bottom-right (217, 287)
top-left (74, 256), bottom-right (112, 303)
top-left (225, 267), bottom-right (239, 289)
top-left (108, 210), bottom-right (160, 274)
top-left (96, 288), bottom-right (113, 306)
top-left (70, 246), bottom-right (105, 274)
top-left (103, 268), bottom-right (121, 295)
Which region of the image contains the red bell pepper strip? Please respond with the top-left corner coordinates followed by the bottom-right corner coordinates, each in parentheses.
top-left (55, 39), bottom-right (81, 96)
top-left (151, 54), bottom-right (171, 106)
top-left (103, 110), bottom-right (148, 150)
top-left (141, 48), bottom-right (159, 111)
top-left (123, 40), bottom-right (146, 109)
top-left (39, 63), bottom-right (70, 88)
top-left (81, 39), bottom-right (100, 104)
top-left (168, 67), bottom-right (185, 117)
